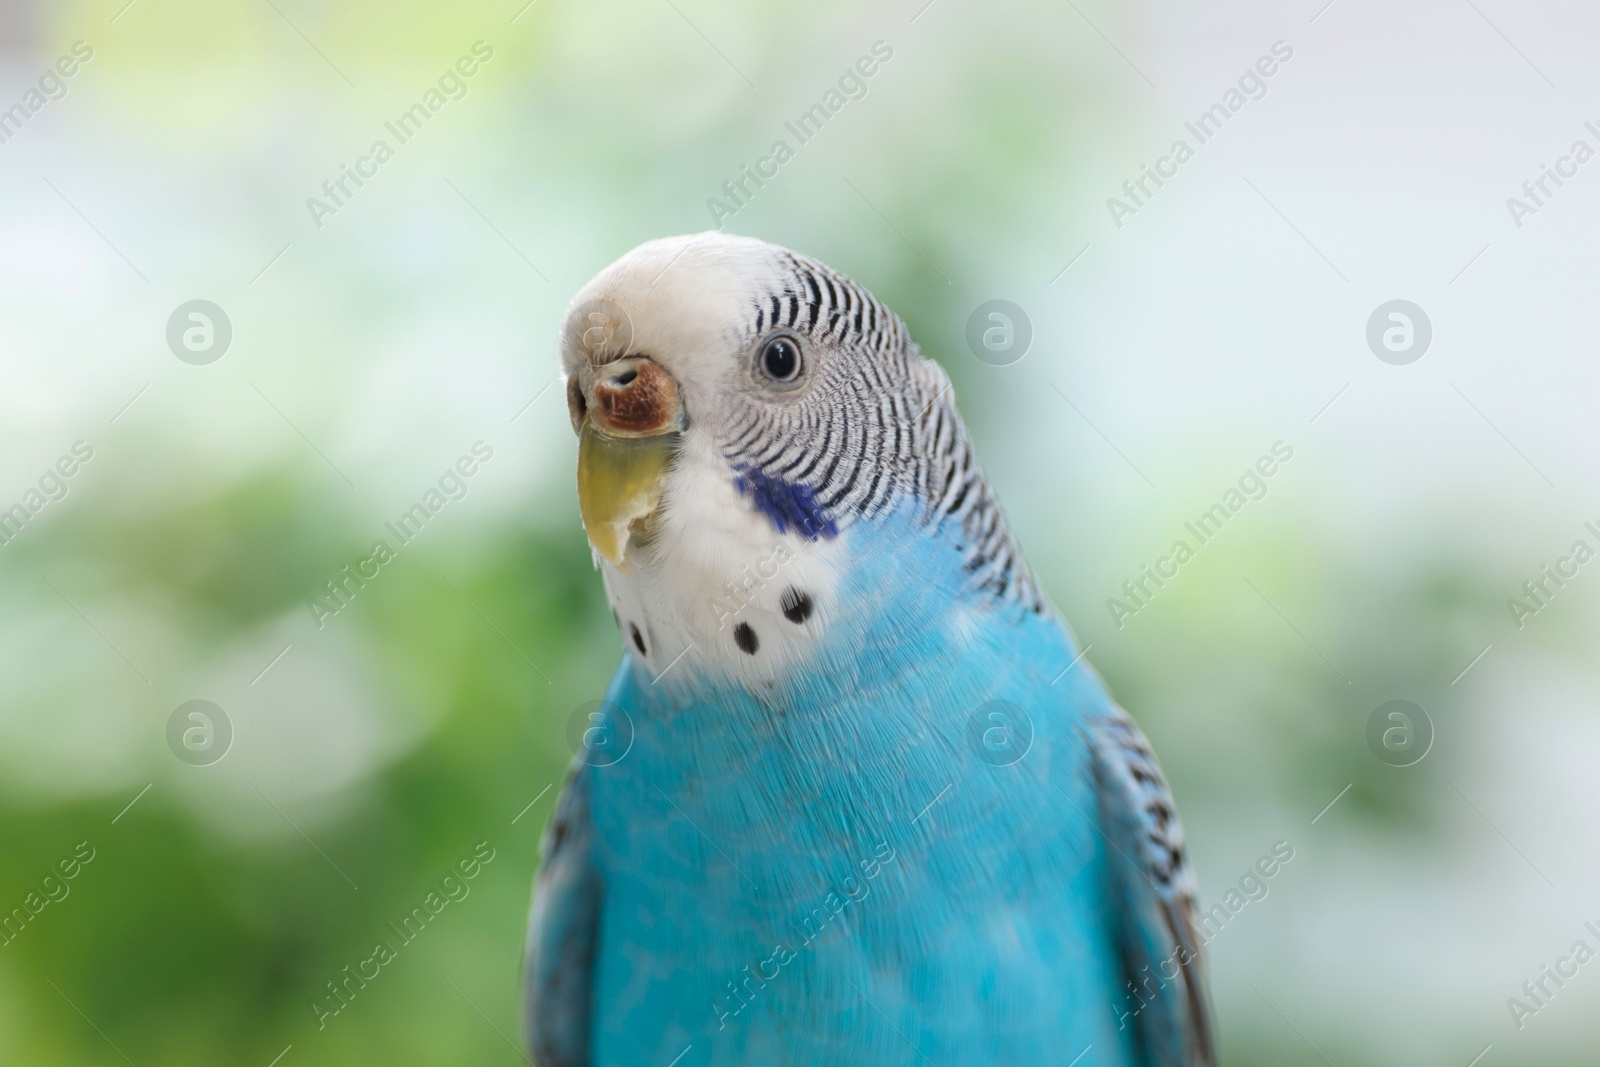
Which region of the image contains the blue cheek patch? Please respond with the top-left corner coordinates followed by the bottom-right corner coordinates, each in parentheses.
top-left (733, 466), bottom-right (839, 541)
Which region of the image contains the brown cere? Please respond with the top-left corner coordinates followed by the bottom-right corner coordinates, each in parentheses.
top-left (591, 358), bottom-right (681, 436)
top-left (566, 377), bottom-right (588, 434)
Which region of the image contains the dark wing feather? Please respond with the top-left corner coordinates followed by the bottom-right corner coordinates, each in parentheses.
top-left (523, 762), bottom-right (602, 1067)
top-left (1089, 706), bottom-right (1216, 1067)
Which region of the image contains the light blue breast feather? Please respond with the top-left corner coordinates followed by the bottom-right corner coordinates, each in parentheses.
top-left (526, 501), bottom-right (1211, 1066)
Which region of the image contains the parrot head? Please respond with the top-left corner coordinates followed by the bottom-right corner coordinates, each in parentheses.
top-left (561, 232), bottom-right (1039, 681)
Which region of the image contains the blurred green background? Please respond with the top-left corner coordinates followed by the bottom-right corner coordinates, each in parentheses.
top-left (3, 0), bottom-right (1599, 1064)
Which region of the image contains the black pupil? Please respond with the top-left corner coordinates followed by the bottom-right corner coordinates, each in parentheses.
top-left (763, 339), bottom-right (798, 379)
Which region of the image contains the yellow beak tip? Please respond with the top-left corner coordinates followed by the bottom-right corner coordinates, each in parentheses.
top-left (576, 420), bottom-right (677, 573)
top-left (588, 525), bottom-right (631, 572)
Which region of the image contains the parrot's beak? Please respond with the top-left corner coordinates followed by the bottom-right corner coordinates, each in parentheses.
top-left (569, 356), bottom-right (686, 572)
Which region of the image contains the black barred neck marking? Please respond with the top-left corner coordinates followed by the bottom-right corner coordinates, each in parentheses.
top-left (714, 251), bottom-right (1044, 614)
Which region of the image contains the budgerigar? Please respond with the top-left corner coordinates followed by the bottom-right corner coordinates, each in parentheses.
top-left (525, 234), bottom-right (1214, 1067)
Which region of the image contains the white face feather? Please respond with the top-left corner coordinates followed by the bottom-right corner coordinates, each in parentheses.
top-left (600, 431), bottom-right (849, 686)
top-left (562, 233), bottom-right (804, 416)
top-left (563, 233), bottom-right (852, 685)
top-left (561, 232), bottom-right (1043, 687)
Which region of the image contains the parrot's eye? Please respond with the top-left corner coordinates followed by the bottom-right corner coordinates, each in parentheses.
top-left (755, 335), bottom-right (804, 387)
